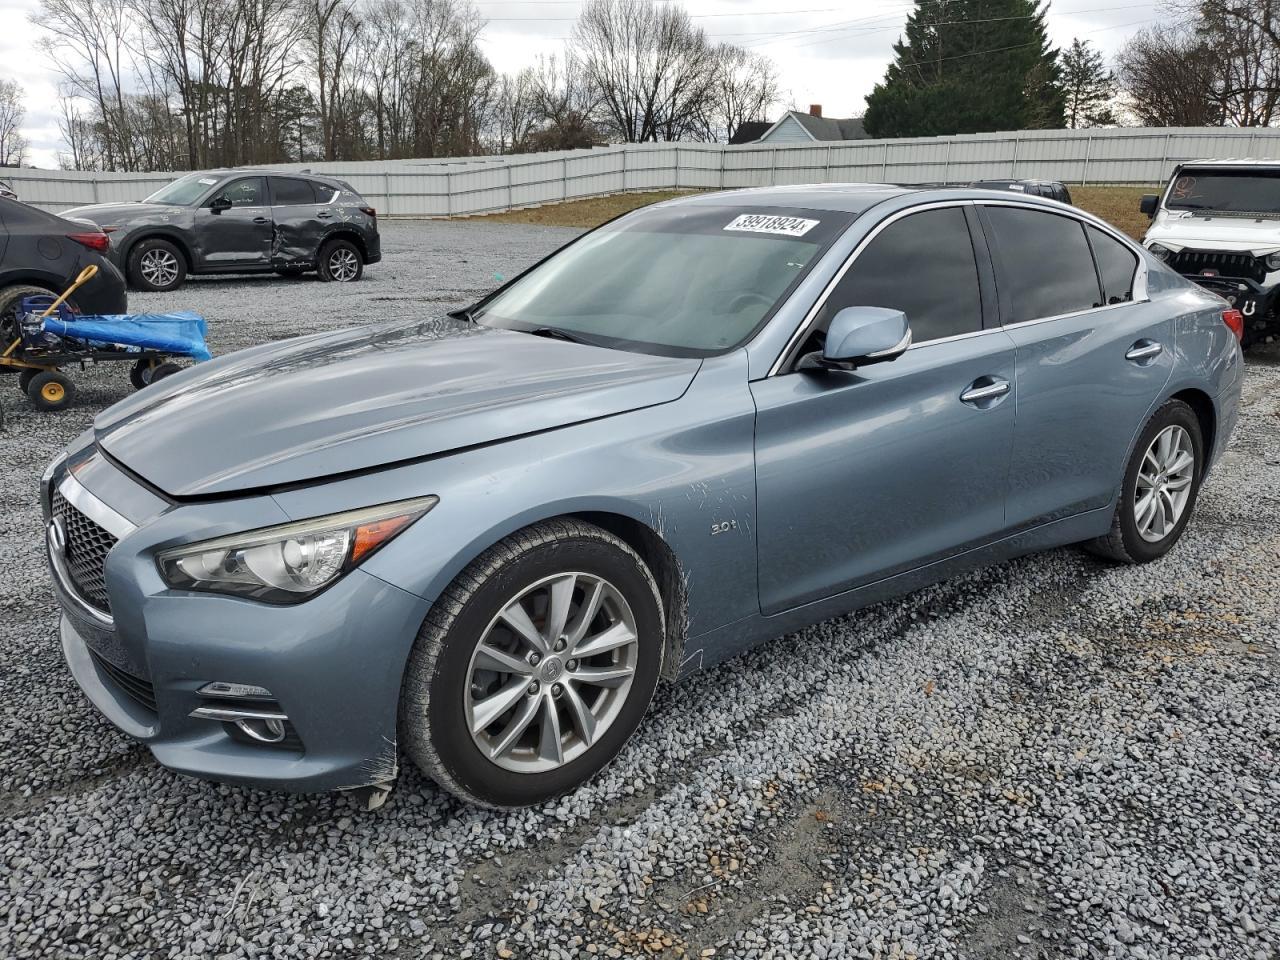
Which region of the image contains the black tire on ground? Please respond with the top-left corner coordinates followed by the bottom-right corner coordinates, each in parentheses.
top-left (148, 362), bottom-right (183, 384)
top-left (18, 369), bottom-right (40, 393)
top-left (0, 283), bottom-right (56, 349)
top-left (129, 358), bottom-right (155, 390)
top-left (400, 519), bottom-right (665, 809)
top-left (317, 238), bottom-right (364, 283)
top-left (1083, 399), bottom-right (1204, 564)
top-left (127, 237), bottom-right (188, 292)
top-left (27, 370), bottom-right (75, 411)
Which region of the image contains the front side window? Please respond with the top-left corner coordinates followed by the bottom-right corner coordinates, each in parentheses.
top-left (983, 206), bottom-right (1101, 324)
top-left (474, 205), bottom-right (852, 357)
top-left (816, 206), bottom-right (983, 345)
top-left (271, 177), bottom-right (318, 206)
top-left (1088, 226), bottom-right (1138, 305)
top-left (215, 177), bottom-right (266, 208)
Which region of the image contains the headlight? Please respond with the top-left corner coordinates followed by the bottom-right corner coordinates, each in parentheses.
top-left (157, 496), bottom-right (438, 603)
top-left (1266, 253), bottom-right (1280, 271)
top-left (1147, 242), bottom-right (1172, 261)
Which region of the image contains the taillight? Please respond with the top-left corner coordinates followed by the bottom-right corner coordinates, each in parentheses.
top-left (1222, 308), bottom-right (1244, 342)
top-left (359, 206), bottom-right (376, 218)
top-left (67, 232), bottom-right (110, 252)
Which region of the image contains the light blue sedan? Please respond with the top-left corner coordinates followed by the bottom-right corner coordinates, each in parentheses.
top-left (44, 185), bottom-right (1244, 807)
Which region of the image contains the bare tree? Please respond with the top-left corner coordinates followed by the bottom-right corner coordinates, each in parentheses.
top-left (1116, 23), bottom-right (1223, 126)
top-left (1194, 0), bottom-right (1280, 125)
top-left (521, 53), bottom-right (601, 151)
top-left (0, 78), bottom-right (28, 166)
top-left (695, 45), bottom-right (781, 143)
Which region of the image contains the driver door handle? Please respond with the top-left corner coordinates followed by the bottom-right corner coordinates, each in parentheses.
top-left (317, 211), bottom-right (332, 219)
top-left (1125, 340), bottom-right (1163, 363)
top-left (252, 216), bottom-right (270, 224)
top-left (960, 378), bottom-right (1011, 405)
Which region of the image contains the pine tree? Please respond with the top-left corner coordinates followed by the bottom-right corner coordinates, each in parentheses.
top-left (1061, 38), bottom-right (1117, 127)
top-left (863, 0), bottom-right (1064, 138)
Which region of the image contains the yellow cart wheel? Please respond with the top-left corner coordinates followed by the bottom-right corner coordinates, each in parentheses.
top-left (27, 370), bottom-right (75, 411)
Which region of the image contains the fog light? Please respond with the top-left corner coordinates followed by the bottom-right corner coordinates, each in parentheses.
top-left (198, 681), bottom-right (273, 699)
top-left (237, 716), bottom-right (287, 743)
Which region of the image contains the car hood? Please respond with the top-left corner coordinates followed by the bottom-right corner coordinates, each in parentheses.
top-left (95, 317), bottom-right (701, 497)
top-left (1145, 211), bottom-right (1280, 256)
top-left (61, 202), bottom-right (182, 225)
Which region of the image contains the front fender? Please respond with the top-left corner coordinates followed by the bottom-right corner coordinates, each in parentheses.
top-left (269, 351), bottom-right (759, 643)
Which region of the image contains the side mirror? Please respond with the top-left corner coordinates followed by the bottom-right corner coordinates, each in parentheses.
top-left (1139, 194), bottom-right (1158, 219)
top-left (210, 195), bottom-right (232, 214)
top-left (813, 306), bottom-right (911, 369)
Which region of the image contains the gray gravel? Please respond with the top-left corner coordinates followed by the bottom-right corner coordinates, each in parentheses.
top-left (2, 220), bottom-right (1278, 960)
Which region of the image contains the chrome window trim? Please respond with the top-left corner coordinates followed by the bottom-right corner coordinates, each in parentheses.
top-left (60, 472), bottom-right (138, 540)
top-left (767, 197), bottom-right (1150, 376)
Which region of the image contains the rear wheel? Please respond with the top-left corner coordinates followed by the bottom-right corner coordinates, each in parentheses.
top-left (18, 369), bottom-right (40, 392)
top-left (401, 519), bottom-right (664, 808)
top-left (317, 238), bottom-right (363, 283)
top-left (128, 238), bottom-right (187, 292)
top-left (0, 284), bottom-right (55, 349)
top-left (27, 370), bottom-right (75, 411)
top-left (1084, 399), bottom-right (1203, 563)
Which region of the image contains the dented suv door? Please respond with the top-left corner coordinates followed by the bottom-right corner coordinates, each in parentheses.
top-left (269, 176), bottom-right (329, 269)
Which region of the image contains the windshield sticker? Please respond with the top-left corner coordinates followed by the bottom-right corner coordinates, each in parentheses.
top-left (724, 214), bottom-right (819, 237)
top-left (198, 177), bottom-right (218, 185)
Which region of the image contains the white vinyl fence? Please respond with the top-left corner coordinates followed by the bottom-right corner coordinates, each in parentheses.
top-left (9, 126), bottom-right (1280, 217)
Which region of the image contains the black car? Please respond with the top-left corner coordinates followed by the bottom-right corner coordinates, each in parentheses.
top-left (0, 195), bottom-right (127, 343)
top-left (970, 179), bottom-right (1073, 205)
top-left (63, 170), bottom-right (382, 292)
top-left (0, 180), bottom-right (16, 201)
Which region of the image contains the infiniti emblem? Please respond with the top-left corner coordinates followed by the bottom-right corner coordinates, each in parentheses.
top-left (48, 516), bottom-right (67, 555)
top-left (539, 657), bottom-right (563, 683)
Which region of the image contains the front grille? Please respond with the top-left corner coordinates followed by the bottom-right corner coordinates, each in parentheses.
top-left (52, 490), bottom-right (117, 614)
top-left (1169, 249), bottom-right (1266, 285)
top-left (89, 649), bottom-right (157, 713)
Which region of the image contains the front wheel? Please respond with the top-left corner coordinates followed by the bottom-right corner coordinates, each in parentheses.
top-left (1084, 399), bottom-right (1203, 563)
top-left (400, 520), bottom-right (664, 808)
top-left (128, 238), bottom-right (187, 292)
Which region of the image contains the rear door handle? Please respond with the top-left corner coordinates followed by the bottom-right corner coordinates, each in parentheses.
top-left (317, 211), bottom-right (332, 219)
top-left (1125, 340), bottom-right (1163, 363)
top-left (960, 377), bottom-right (1011, 405)
top-left (252, 216), bottom-right (270, 224)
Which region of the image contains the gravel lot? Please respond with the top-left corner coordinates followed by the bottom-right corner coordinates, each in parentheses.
top-left (2, 220), bottom-right (1278, 960)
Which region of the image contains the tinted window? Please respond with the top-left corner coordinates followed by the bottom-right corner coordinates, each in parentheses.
top-left (818, 207), bottom-right (982, 344)
top-left (1088, 226), bottom-right (1138, 304)
top-left (984, 207), bottom-right (1101, 323)
top-left (272, 177), bottom-right (318, 205)
top-left (217, 177), bottom-right (266, 208)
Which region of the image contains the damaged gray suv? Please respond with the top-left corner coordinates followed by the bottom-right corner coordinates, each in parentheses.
top-left (64, 170), bottom-right (381, 292)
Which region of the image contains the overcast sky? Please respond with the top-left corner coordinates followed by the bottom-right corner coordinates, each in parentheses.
top-left (0, 0), bottom-right (1161, 169)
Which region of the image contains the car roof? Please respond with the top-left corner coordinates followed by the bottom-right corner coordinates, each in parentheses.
top-left (193, 168), bottom-right (345, 186)
top-left (1178, 158), bottom-right (1280, 169)
top-left (653, 183), bottom-right (1075, 216)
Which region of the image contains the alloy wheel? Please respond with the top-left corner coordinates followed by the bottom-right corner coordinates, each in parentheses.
top-left (1135, 424), bottom-right (1195, 543)
top-left (465, 572), bottom-right (639, 773)
top-left (328, 248), bottom-right (359, 281)
top-left (140, 249), bottom-right (180, 287)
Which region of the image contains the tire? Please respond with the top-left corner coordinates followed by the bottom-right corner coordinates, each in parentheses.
top-left (1084, 399), bottom-right (1204, 564)
top-left (18, 369), bottom-right (39, 393)
top-left (27, 370), bottom-right (75, 411)
top-left (0, 283), bottom-right (55, 349)
top-left (401, 519), bottom-right (664, 808)
top-left (148, 362), bottom-right (183, 384)
top-left (129, 358), bottom-right (155, 390)
top-left (317, 239), bottom-right (363, 283)
top-left (128, 238), bottom-right (187, 292)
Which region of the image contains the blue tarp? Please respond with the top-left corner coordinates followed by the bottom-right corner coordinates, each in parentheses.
top-left (40, 312), bottom-right (212, 361)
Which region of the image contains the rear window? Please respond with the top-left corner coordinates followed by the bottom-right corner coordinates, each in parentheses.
top-left (272, 177), bottom-right (319, 205)
top-left (984, 206), bottom-right (1102, 323)
top-left (1087, 226), bottom-right (1138, 304)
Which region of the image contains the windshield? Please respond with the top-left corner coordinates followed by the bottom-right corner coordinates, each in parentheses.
top-left (1164, 170), bottom-right (1280, 215)
top-left (473, 204), bottom-right (851, 357)
top-left (144, 173), bottom-right (221, 206)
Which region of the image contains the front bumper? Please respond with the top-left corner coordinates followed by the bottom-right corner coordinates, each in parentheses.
top-left (48, 453), bottom-right (431, 793)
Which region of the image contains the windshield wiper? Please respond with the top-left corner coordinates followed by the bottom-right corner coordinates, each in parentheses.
top-left (525, 326), bottom-right (594, 346)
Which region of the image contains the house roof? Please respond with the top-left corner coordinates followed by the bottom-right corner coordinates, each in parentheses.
top-left (729, 121), bottom-right (773, 145)
top-left (759, 111), bottom-right (869, 142)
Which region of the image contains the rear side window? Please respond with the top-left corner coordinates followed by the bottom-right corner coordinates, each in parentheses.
top-left (983, 207), bottom-right (1101, 323)
top-left (1087, 226), bottom-right (1139, 304)
top-left (271, 177), bottom-right (318, 206)
top-left (818, 206), bottom-right (983, 344)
